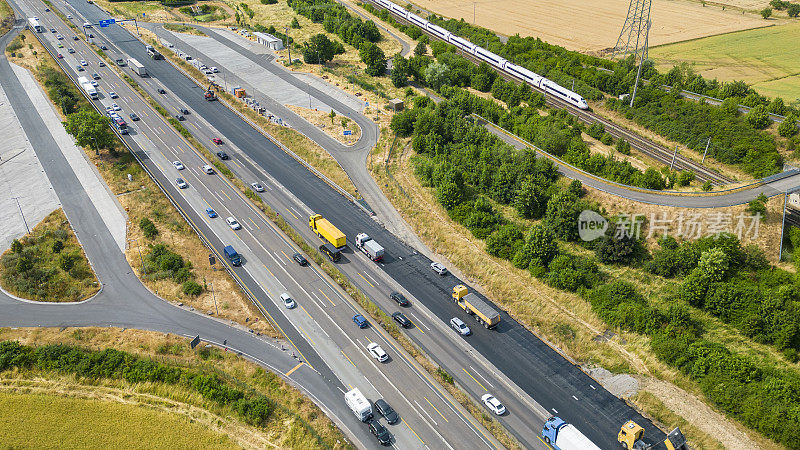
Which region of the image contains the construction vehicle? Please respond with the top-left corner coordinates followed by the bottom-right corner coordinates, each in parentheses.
top-left (204, 81), bottom-right (219, 101)
top-left (451, 285), bottom-right (500, 329)
top-left (618, 421), bottom-right (688, 450)
top-left (542, 416), bottom-right (601, 450)
top-left (355, 233), bottom-right (384, 261)
top-left (309, 214), bottom-right (346, 248)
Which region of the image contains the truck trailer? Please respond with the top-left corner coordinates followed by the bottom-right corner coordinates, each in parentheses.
top-left (354, 233), bottom-right (384, 261)
top-left (127, 58), bottom-right (147, 77)
top-left (451, 285), bottom-right (500, 329)
top-left (542, 417), bottom-right (601, 450)
top-left (344, 388), bottom-right (372, 422)
top-left (309, 214), bottom-right (346, 248)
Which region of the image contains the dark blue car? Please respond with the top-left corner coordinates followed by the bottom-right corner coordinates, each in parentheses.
top-left (205, 207), bottom-right (217, 218)
top-left (353, 314), bottom-right (368, 329)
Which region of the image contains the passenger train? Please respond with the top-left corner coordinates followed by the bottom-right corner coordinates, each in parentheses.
top-left (373, 0), bottom-right (589, 110)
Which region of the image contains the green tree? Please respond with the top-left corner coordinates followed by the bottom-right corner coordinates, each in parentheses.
top-left (51, 240), bottom-right (64, 254)
top-left (436, 182), bottom-right (463, 210)
top-left (485, 224), bottom-right (524, 260)
top-left (701, 181), bottom-right (713, 191)
top-left (10, 239), bottom-right (23, 254)
top-left (391, 54), bottom-right (409, 87)
top-left (746, 193), bottom-right (768, 217)
top-left (788, 4), bottom-right (800, 17)
top-left (767, 97), bottom-right (786, 115)
top-left (594, 228), bottom-right (642, 265)
top-left (290, 16), bottom-right (300, 28)
top-left (139, 218), bottom-right (158, 239)
top-left (761, 7), bottom-right (773, 18)
top-left (424, 61), bottom-right (449, 90)
top-left (745, 104), bottom-right (772, 129)
top-left (525, 224), bottom-right (558, 267)
top-left (513, 177), bottom-right (548, 219)
top-left (544, 191), bottom-right (582, 241)
top-left (329, 110), bottom-right (336, 125)
top-left (778, 113), bottom-right (799, 137)
top-left (62, 110), bottom-right (116, 154)
top-left (359, 42), bottom-right (386, 76)
top-left (302, 34), bottom-right (337, 64)
top-left (414, 40), bottom-right (426, 56)
top-left (676, 171), bottom-right (695, 186)
top-left (183, 280), bottom-right (203, 296)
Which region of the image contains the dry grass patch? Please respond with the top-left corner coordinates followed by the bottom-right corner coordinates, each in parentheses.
top-left (404, 0), bottom-right (771, 53)
top-left (0, 327), bottom-right (350, 449)
top-left (286, 104), bottom-right (362, 145)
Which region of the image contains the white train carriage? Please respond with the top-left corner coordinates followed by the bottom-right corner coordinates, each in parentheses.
top-left (448, 35), bottom-right (476, 53)
top-left (541, 79), bottom-right (589, 109)
top-left (425, 22), bottom-right (451, 41)
top-left (473, 47), bottom-right (507, 70)
top-left (388, 2), bottom-right (408, 17)
top-left (406, 11), bottom-right (428, 28)
top-left (375, 0), bottom-right (392, 8)
top-left (504, 63), bottom-right (543, 86)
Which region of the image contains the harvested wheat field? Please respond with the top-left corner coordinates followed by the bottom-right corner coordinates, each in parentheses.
top-left (406, 0), bottom-right (770, 52)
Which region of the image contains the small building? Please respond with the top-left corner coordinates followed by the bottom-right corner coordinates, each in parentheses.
top-left (388, 98), bottom-right (404, 111)
top-left (253, 32), bottom-right (284, 51)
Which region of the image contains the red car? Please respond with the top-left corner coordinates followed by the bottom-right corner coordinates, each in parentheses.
top-left (57, 53), bottom-right (63, 59)
top-left (212, 138), bottom-right (223, 145)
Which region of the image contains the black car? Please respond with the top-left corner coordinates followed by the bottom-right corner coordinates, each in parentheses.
top-left (175, 114), bottom-right (185, 121)
top-left (374, 399), bottom-right (399, 425)
top-left (179, 107), bottom-right (189, 115)
top-left (389, 291), bottom-right (409, 307)
top-left (368, 419), bottom-right (391, 445)
top-left (293, 253), bottom-right (308, 266)
top-left (100, 45), bottom-right (107, 50)
top-left (129, 113), bottom-right (140, 121)
top-left (50, 28), bottom-right (56, 33)
top-left (392, 312), bottom-right (411, 328)
top-left (72, 35), bottom-right (79, 40)
top-left (157, 88), bottom-right (166, 94)
top-left (216, 151), bottom-right (229, 160)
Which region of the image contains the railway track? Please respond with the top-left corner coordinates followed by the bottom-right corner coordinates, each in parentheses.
top-left (365, 0), bottom-right (733, 185)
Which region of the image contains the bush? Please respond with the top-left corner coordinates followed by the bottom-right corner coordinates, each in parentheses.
top-left (183, 280), bottom-right (202, 296)
top-left (51, 240), bottom-right (64, 254)
top-left (676, 171), bottom-right (695, 186)
top-left (778, 113), bottom-right (799, 137)
top-left (139, 218), bottom-right (158, 238)
top-left (10, 239), bottom-right (22, 254)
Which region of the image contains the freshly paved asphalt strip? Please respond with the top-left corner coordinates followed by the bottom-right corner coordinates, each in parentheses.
top-left (69, 5), bottom-right (669, 447)
top-left (0, 18), bottom-right (377, 448)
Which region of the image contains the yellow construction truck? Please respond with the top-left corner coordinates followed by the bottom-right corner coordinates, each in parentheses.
top-left (618, 421), bottom-right (687, 450)
top-left (451, 285), bottom-right (500, 329)
top-left (309, 214), bottom-right (347, 248)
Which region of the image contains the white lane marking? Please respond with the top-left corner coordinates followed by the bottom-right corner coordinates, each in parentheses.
top-left (470, 366), bottom-right (494, 389)
top-left (408, 312), bottom-right (430, 331)
top-left (572, 395), bottom-right (579, 401)
top-left (590, 384), bottom-right (596, 390)
top-left (414, 400), bottom-right (437, 426)
top-left (363, 270), bottom-right (380, 286)
top-left (552, 408), bottom-right (558, 414)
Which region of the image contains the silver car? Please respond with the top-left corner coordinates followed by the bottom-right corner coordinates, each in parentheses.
top-left (450, 317), bottom-right (471, 336)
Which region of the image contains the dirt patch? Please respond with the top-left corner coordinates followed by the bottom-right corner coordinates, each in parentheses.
top-left (585, 366), bottom-right (639, 398)
top-left (405, 0), bottom-right (770, 53)
top-left (286, 104), bottom-right (362, 145)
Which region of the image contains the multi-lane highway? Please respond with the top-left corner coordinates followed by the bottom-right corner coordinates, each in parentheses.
top-left (6, 2), bottom-right (504, 448)
top-left (42, 1), bottom-right (678, 449)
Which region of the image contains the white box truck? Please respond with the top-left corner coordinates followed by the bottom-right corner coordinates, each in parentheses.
top-left (77, 76), bottom-right (98, 99)
top-left (344, 388), bottom-right (372, 422)
top-left (127, 58), bottom-right (147, 77)
top-left (355, 233), bottom-right (384, 262)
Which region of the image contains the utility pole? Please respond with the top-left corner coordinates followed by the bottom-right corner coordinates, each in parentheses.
top-left (210, 282), bottom-right (218, 315)
top-left (779, 191), bottom-right (790, 261)
top-left (669, 145), bottom-right (678, 170)
top-left (12, 196), bottom-right (29, 234)
top-left (284, 26), bottom-right (291, 65)
top-left (129, 238), bottom-right (146, 276)
top-left (702, 137), bottom-right (711, 163)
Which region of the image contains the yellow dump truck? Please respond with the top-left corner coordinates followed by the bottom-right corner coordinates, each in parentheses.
top-left (451, 285), bottom-right (500, 329)
top-left (309, 214), bottom-right (346, 248)
top-left (618, 421), bottom-right (687, 450)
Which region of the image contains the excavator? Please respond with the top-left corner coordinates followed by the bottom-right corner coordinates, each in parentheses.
top-left (618, 421), bottom-right (688, 450)
top-left (203, 81), bottom-right (220, 101)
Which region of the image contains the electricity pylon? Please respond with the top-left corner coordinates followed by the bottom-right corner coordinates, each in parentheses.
top-left (612, 0), bottom-right (652, 62)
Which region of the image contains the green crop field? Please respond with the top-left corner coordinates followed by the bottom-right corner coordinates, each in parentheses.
top-left (0, 392), bottom-right (236, 449)
top-left (650, 21), bottom-right (800, 105)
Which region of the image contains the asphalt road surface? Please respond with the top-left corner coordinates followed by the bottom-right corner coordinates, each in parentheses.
top-left (58, 2), bottom-right (673, 448)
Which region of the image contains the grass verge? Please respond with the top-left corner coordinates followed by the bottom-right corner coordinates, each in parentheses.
top-left (0, 326), bottom-right (350, 449)
top-left (164, 22), bottom-right (206, 36)
top-left (0, 209), bottom-right (99, 302)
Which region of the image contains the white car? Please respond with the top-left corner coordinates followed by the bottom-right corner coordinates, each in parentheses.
top-left (226, 217), bottom-right (241, 230)
top-left (202, 164), bottom-right (214, 174)
top-left (280, 292), bottom-right (295, 309)
top-left (367, 342), bottom-right (388, 362)
top-left (67, 14), bottom-right (72, 19)
top-left (108, 91), bottom-right (118, 99)
top-left (90, 80), bottom-right (98, 87)
top-left (111, 103), bottom-right (121, 111)
top-left (450, 317), bottom-right (471, 336)
top-left (251, 182), bottom-right (264, 192)
top-left (56, 34), bottom-right (63, 40)
top-left (211, 66), bottom-right (218, 73)
top-left (481, 394), bottom-right (506, 416)
top-left (175, 178), bottom-right (187, 189)
top-left (172, 161), bottom-right (184, 170)
top-left (80, 59), bottom-right (87, 66)
top-left (430, 262), bottom-right (448, 275)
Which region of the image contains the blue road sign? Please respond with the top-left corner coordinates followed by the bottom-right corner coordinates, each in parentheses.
top-left (343, 130), bottom-right (352, 136)
top-left (98, 18), bottom-right (115, 27)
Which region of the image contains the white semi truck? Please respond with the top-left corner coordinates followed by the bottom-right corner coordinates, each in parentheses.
top-left (355, 233), bottom-right (384, 262)
top-left (77, 76), bottom-right (98, 99)
top-left (127, 58), bottom-right (147, 77)
top-left (344, 388), bottom-right (372, 422)
top-left (541, 416), bottom-right (601, 450)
